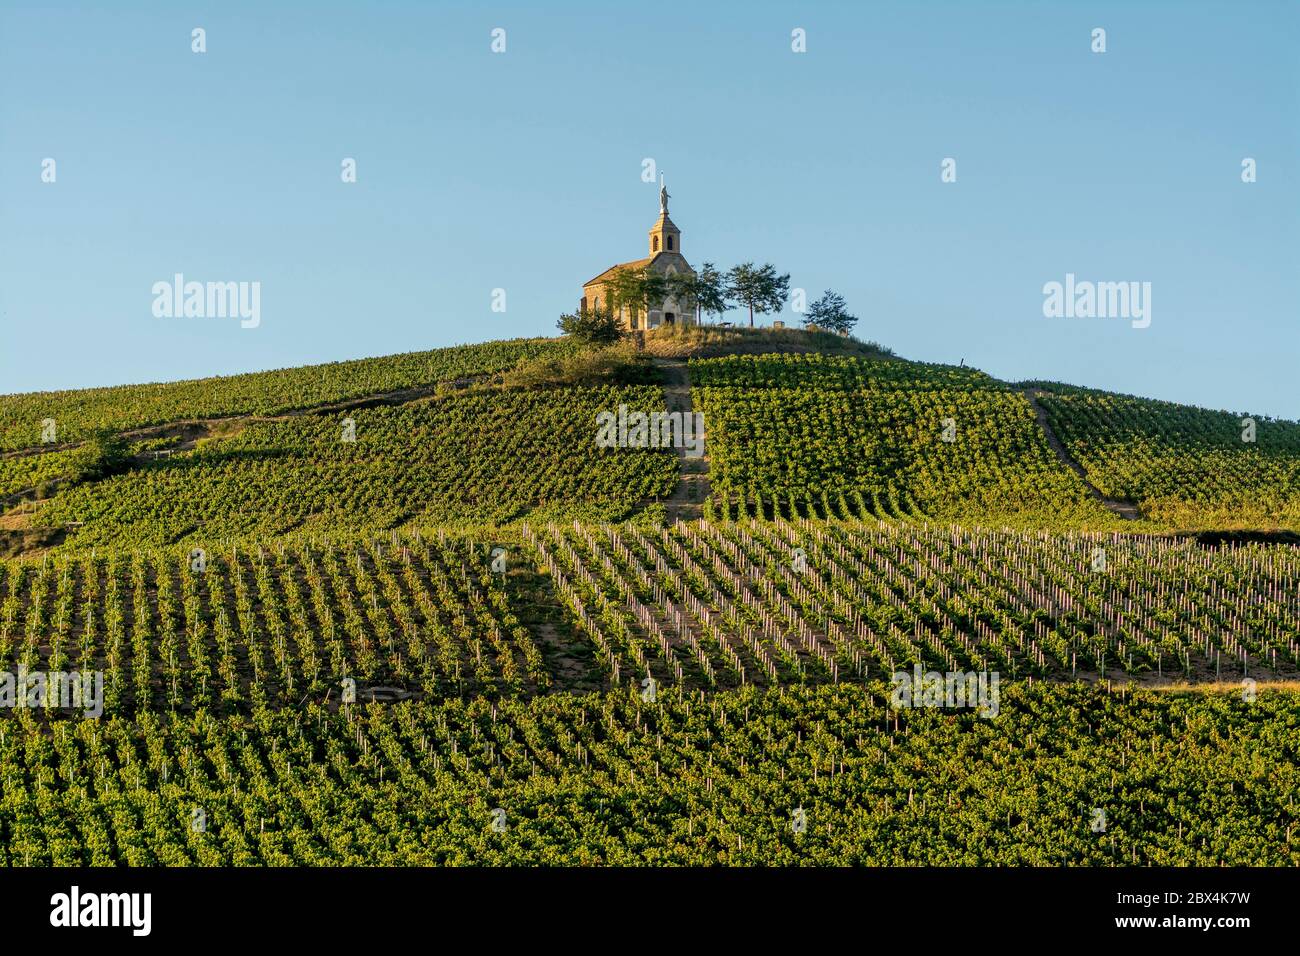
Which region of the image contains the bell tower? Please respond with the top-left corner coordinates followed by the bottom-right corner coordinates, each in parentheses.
top-left (648, 174), bottom-right (681, 255)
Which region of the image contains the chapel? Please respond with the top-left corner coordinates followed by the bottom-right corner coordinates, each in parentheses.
top-left (580, 179), bottom-right (696, 330)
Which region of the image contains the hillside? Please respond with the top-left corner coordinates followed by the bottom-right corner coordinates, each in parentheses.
top-left (5, 330), bottom-right (1299, 557)
top-left (0, 338), bottom-right (578, 452)
top-left (1, 328), bottom-right (1298, 867)
top-left (1032, 384), bottom-right (1300, 528)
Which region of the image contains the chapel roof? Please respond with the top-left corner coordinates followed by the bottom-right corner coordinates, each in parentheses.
top-left (584, 255), bottom-right (656, 287)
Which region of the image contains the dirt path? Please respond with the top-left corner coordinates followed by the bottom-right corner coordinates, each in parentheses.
top-left (1022, 387), bottom-right (1140, 521)
top-left (654, 358), bottom-right (711, 523)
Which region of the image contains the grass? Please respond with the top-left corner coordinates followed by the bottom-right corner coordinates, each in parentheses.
top-left (637, 323), bottom-right (897, 359)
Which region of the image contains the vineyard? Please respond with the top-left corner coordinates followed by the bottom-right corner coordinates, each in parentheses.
top-left (0, 338), bottom-right (577, 452)
top-left (0, 683), bottom-right (1293, 866)
top-left (0, 533), bottom-right (557, 714)
top-left (1, 520), bottom-right (1297, 720)
top-left (691, 354), bottom-right (1117, 525)
top-left (2, 335), bottom-right (1299, 867)
top-left (24, 384), bottom-right (678, 548)
top-left (1035, 387), bottom-right (1300, 528)
top-left (8, 345), bottom-right (1300, 555)
top-left (0, 447), bottom-right (80, 500)
top-left (526, 519), bottom-right (1300, 687)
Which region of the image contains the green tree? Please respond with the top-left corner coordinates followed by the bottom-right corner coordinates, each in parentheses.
top-left (556, 306), bottom-right (623, 346)
top-left (71, 429), bottom-right (132, 482)
top-left (605, 266), bottom-right (668, 328)
top-left (726, 262), bottom-right (790, 328)
top-left (667, 262), bottom-right (730, 325)
top-left (805, 289), bottom-right (858, 336)
top-left (603, 268), bottom-right (640, 325)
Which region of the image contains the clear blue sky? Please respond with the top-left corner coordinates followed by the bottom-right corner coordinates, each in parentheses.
top-left (2, 0), bottom-right (1296, 417)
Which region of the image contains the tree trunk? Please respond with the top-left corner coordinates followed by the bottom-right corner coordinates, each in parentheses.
top-left (748, 304), bottom-right (754, 327)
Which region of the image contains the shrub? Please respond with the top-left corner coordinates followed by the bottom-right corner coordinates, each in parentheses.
top-left (557, 306), bottom-right (623, 347)
top-left (69, 430), bottom-right (132, 482)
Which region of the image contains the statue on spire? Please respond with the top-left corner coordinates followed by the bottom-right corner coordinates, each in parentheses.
top-left (659, 174), bottom-right (670, 215)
